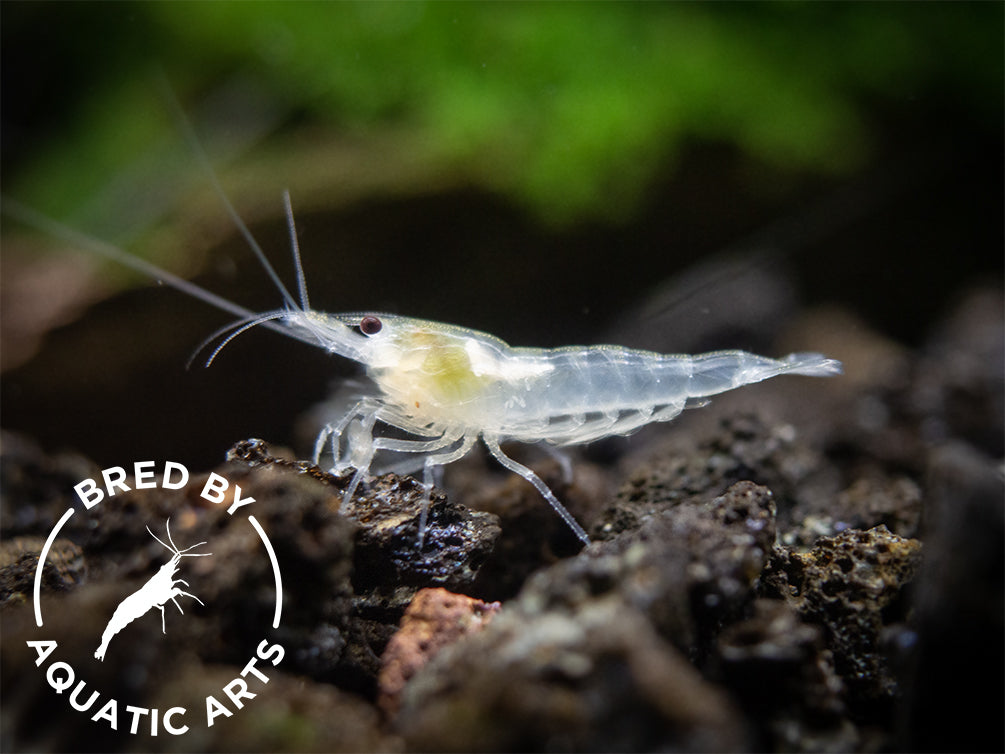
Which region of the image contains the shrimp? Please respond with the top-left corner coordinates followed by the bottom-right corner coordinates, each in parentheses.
top-left (94, 519), bottom-right (211, 661)
top-left (5, 190), bottom-right (841, 547)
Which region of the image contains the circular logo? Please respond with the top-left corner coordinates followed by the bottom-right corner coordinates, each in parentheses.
top-left (27, 461), bottom-right (285, 738)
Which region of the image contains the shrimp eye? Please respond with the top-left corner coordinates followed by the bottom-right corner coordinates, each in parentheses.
top-left (358, 315), bottom-right (383, 336)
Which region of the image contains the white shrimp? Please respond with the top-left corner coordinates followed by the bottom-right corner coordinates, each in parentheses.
top-left (304, 314), bottom-right (841, 544)
top-left (5, 192), bottom-right (841, 547)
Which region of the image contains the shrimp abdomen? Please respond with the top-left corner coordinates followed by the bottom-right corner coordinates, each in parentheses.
top-left (496, 347), bottom-right (840, 444)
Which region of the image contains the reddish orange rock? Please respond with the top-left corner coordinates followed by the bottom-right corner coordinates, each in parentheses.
top-left (378, 587), bottom-right (501, 717)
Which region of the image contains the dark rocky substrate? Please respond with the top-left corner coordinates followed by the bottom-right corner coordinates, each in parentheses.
top-left (1, 290), bottom-right (1001, 753)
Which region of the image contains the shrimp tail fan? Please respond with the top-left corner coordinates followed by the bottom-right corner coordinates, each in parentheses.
top-left (781, 352), bottom-right (843, 377)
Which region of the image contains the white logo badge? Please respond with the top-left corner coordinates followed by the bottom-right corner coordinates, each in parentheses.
top-left (28, 461), bottom-right (285, 738)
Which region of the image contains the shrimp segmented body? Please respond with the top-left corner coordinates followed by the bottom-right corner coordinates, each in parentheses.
top-left (6, 192), bottom-right (841, 546)
top-left (300, 313), bottom-right (841, 543)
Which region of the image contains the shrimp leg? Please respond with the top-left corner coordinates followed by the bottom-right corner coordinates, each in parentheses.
top-left (314, 398), bottom-right (375, 470)
top-left (539, 443), bottom-right (574, 485)
top-left (415, 433), bottom-right (478, 545)
top-left (371, 430), bottom-right (463, 527)
top-left (483, 434), bottom-right (590, 545)
top-left (315, 398), bottom-right (445, 471)
top-left (340, 411), bottom-right (379, 509)
top-left (370, 434), bottom-right (458, 454)
top-left (322, 402), bottom-right (462, 512)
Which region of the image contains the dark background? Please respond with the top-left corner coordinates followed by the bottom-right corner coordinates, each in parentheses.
top-left (2, 2), bottom-right (1001, 469)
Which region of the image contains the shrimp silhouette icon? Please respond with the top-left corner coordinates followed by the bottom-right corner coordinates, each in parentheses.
top-left (94, 519), bottom-right (211, 661)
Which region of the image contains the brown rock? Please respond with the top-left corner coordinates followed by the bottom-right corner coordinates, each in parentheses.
top-left (378, 587), bottom-right (501, 717)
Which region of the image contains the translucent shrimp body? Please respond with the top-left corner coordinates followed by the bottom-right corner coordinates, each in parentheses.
top-left (6, 195), bottom-right (841, 546)
top-left (298, 309), bottom-right (841, 543)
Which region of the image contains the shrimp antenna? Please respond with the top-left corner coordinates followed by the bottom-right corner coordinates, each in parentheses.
top-left (156, 73), bottom-right (303, 313)
top-left (2, 199), bottom-right (328, 359)
top-left (2, 198), bottom-right (261, 324)
top-left (3, 77), bottom-right (329, 365)
top-left (283, 189), bottom-right (311, 311)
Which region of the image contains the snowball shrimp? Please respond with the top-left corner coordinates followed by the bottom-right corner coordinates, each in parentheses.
top-left (6, 190), bottom-right (841, 547)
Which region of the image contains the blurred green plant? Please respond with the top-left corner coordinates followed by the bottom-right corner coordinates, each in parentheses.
top-left (4, 1), bottom-right (1002, 226)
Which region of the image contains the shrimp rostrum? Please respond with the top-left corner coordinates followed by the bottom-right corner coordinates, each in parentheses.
top-left (9, 195), bottom-right (842, 546)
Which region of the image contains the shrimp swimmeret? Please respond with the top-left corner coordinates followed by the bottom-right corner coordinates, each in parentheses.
top-left (8, 195), bottom-right (842, 545)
